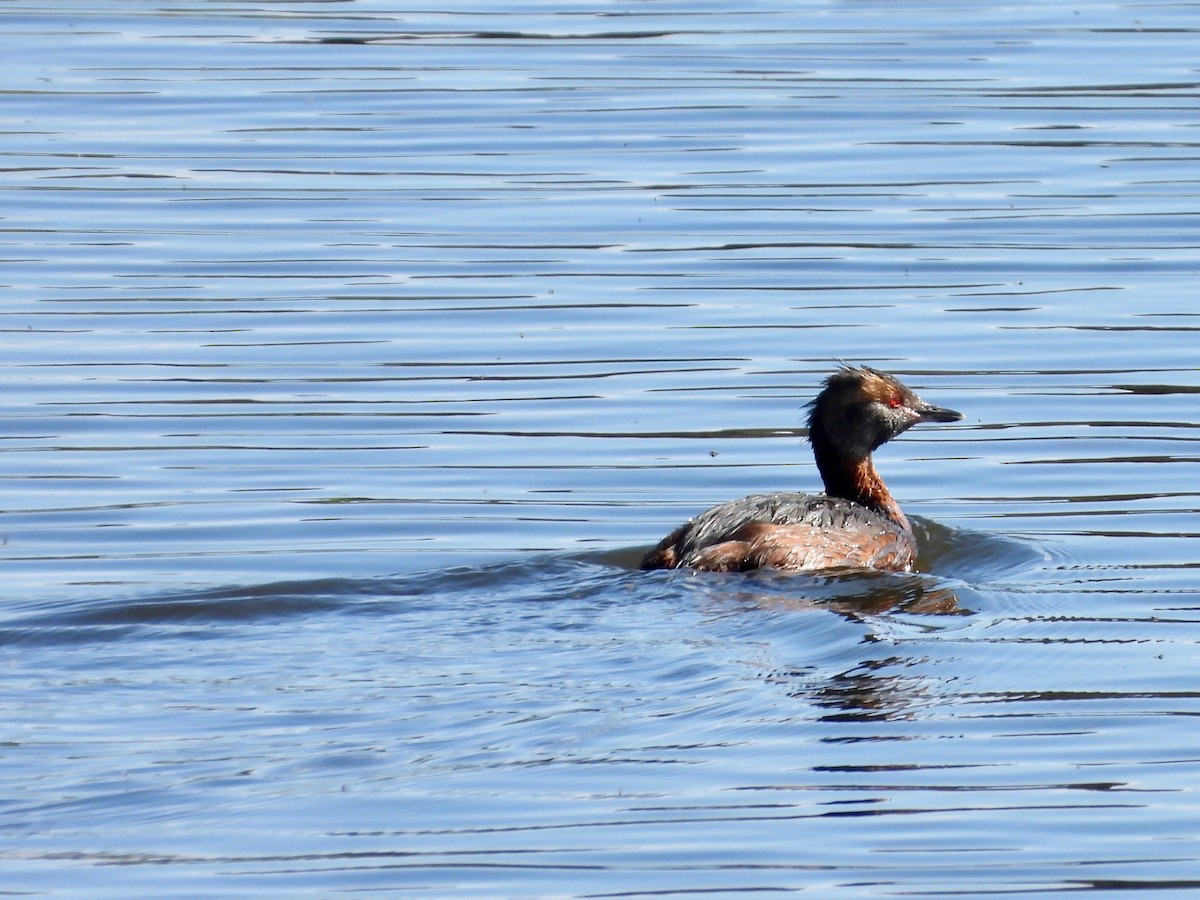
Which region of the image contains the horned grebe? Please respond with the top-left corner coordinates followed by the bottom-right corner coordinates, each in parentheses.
top-left (640, 365), bottom-right (962, 573)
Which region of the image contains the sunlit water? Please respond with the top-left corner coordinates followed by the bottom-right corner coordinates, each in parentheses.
top-left (4, 1), bottom-right (1200, 896)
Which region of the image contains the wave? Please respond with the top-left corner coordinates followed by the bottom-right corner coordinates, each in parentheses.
top-left (0, 521), bottom-right (1044, 646)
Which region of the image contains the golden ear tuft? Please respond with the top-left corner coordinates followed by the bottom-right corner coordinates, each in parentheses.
top-left (856, 368), bottom-right (904, 406)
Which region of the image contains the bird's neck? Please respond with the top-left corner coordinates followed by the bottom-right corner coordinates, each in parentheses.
top-left (814, 446), bottom-right (909, 531)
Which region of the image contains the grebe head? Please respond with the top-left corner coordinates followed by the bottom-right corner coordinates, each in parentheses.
top-left (807, 365), bottom-right (962, 463)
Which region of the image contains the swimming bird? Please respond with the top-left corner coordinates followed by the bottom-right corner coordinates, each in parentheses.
top-left (640, 365), bottom-right (962, 573)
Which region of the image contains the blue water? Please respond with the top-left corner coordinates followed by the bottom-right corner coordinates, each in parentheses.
top-left (4, 1), bottom-right (1200, 896)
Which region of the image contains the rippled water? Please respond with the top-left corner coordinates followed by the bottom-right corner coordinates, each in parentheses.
top-left (5, 1), bottom-right (1200, 896)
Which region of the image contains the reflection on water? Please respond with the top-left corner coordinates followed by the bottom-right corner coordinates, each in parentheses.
top-left (5, 1), bottom-right (1200, 897)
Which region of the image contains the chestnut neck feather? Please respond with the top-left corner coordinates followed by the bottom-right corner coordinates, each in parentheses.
top-left (811, 438), bottom-right (909, 531)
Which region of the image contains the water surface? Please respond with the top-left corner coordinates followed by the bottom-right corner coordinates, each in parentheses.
top-left (4, 1), bottom-right (1200, 896)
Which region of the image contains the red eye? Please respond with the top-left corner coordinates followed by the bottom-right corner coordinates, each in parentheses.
top-left (888, 395), bottom-right (902, 408)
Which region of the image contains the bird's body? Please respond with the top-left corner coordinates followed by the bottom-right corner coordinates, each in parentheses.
top-left (640, 366), bottom-right (961, 573)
